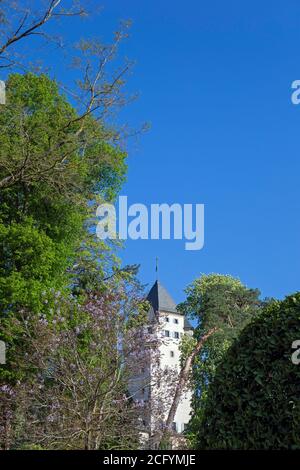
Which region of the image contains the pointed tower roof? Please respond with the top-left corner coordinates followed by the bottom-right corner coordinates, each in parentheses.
top-left (147, 280), bottom-right (193, 331)
top-left (147, 280), bottom-right (177, 314)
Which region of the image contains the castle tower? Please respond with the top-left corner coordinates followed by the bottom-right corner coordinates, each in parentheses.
top-left (146, 281), bottom-right (193, 436)
top-left (128, 280), bottom-right (193, 446)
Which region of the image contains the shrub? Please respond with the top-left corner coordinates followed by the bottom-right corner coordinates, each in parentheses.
top-left (197, 293), bottom-right (300, 449)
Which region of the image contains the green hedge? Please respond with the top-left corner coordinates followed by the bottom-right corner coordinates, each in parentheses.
top-left (197, 293), bottom-right (300, 449)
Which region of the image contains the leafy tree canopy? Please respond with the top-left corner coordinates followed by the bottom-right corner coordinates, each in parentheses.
top-left (178, 273), bottom-right (262, 445)
top-left (0, 73), bottom-right (127, 313)
top-left (196, 293), bottom-right (300, 449)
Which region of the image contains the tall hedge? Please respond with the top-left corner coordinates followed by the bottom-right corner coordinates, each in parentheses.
top-left (197, 293), bottom-right (300, 449)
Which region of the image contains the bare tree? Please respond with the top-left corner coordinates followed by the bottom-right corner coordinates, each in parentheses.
top-left (0, 0), bottom-right (86, 68)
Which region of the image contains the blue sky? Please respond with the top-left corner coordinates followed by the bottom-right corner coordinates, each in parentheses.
top-left (9, 1), bottom-right (300, 303)
top-left (101, 0), bottom-right (300, 303)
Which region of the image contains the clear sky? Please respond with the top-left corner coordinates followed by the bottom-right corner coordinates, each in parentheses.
top-left (101, 0), bottom-right (300, 303)
top-left (11, 1), bottom-right (300, 303)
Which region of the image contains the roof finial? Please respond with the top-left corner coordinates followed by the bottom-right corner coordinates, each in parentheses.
top-left (155, 257), bottom-right (159, 281)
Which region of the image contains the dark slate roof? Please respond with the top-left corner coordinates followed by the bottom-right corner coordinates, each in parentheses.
top-left (147, 280), bottom-right (177, 313)
top-left (147, 280), bottom-right (193, 330)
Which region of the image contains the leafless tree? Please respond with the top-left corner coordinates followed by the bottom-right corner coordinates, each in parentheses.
top-left (0, 0), bottom-right (86, 68)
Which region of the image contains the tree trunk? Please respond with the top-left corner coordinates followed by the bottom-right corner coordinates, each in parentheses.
top-left (156, 327), bottom-right (217, 449)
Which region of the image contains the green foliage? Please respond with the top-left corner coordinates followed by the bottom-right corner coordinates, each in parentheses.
top-left (178, 274), bottom-right (262, 445)
top-left (0, 218), bottom-right (73, 313)
top-left (0, 73), bottom-right (128, 389)
top-left (179, 334), bottom-right (197, 368)
top-left (0, 73), bottom-right (127, 314)
top-left (179, 273), bottom-right (261, 335)
top-left (0, 73), bottom-right (127, 202)
top-left (197, 293), bottom-right (300, 449)
top-left (0, 64), bottom-right (138, 448)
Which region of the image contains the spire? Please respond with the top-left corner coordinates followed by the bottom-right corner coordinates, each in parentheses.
top-left (147, 280), bottom-right (177, 314)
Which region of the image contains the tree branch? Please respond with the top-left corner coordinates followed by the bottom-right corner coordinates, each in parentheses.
top-left (156, 327), bottom-right (218, 448)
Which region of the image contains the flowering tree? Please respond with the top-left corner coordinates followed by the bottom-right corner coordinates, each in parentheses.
top-left (0, 281), bottom-right (154, 450)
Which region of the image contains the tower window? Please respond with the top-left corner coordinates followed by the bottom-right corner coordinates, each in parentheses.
top-left (164, 330), bottom-right (170, 337)
top-left (174, 318), bottom-right (179, 324)
top-left (170, 351), bottom-right (175, 358)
